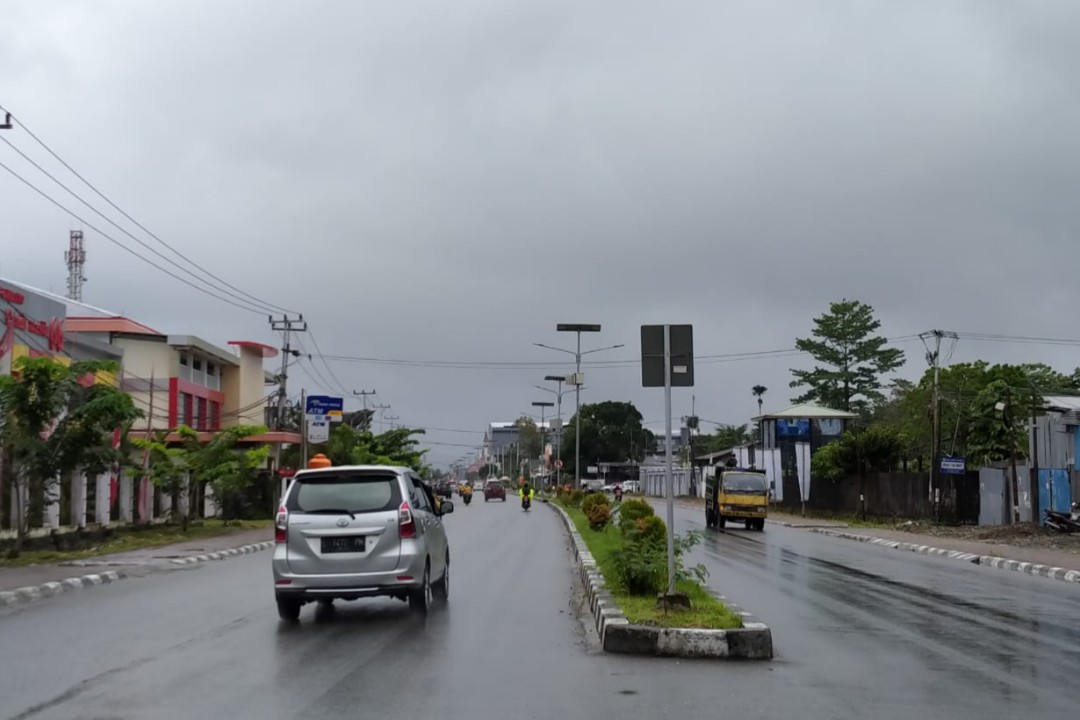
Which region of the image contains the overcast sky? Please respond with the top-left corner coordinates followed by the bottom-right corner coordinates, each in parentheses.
top-left (3, 0), bottom-right (1080, 466)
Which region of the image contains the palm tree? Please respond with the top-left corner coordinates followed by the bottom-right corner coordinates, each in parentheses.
top-left (752, 385), bottom-right (768, 416)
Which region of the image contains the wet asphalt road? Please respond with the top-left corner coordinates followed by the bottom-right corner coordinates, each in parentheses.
top-left (669, 503), bottom-right (1080, 717)
top-left (0, 499), bottom-right (1077, 719)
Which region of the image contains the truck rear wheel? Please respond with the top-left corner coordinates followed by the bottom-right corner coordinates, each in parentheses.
top-left (717, 515), bottom-right (726, 529)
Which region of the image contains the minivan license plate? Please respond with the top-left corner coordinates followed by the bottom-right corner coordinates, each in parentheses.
top-left (322, 536), bottom-right (365, 554)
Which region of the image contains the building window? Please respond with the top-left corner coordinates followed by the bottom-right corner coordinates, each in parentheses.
top-left (180, 353), bottom-right (188, 366)
top-left (181, 393), bottom-right (193, 427)
top-left (195, 397), bottom-right (206, 430)
top-left (210, 401), bottom-right (221, 431)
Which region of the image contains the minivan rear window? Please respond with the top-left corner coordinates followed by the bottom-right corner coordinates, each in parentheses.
top-left (286, 472), bottom-right (403, 514)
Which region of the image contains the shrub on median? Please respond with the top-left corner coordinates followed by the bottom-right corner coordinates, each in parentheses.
top-left (617, 498), bottom-right (655, 533)
top-left (585, 502), bottom-right (613, 531)
top-left (581, 492), bottom-right (609, 515)
top-left (565, 489), bottom-right (586, 508)
top-left (611, 515), bottom-right (709, 596)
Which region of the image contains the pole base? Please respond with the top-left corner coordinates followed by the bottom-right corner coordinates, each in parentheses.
top-left (655, 592), bottom-right (691, 611)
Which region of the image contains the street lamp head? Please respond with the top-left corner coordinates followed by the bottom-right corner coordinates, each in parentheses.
top-left (557, 323), bottom-right (601, 333)
top-left (544, 375), bottom-right (567, 382)
top-left (531, 401), bottom-right (555, 407)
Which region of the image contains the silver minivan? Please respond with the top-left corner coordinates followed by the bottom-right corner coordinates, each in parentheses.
top-left (272, 465), bottom-right (453, 620)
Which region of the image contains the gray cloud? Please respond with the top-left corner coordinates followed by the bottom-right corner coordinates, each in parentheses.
top-left (3, 0), bottom-right (1080, 464)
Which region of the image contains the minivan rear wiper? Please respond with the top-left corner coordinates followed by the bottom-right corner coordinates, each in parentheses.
top-left (307, 508), bottom-right (357, 519)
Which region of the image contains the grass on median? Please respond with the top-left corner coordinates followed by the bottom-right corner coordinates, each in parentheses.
top-left (0, 519), bottom-right (272, 568)
top-left (561, 504), bottom-right (742, 630)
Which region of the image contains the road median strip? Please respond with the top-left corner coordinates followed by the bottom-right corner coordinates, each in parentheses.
top-left (810, 527), bottom-right (1080, 584)
top-left (548, 502), bottom-right (772, 659)
top-left (0, 540), bottom-right (275, 610)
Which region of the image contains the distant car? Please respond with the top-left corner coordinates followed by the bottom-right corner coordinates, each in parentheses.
top-left (272, 464), bottom-right (454, 621)
top-left (583, 479), bottom-right (604, 492)
top-left (434, 481), bottom-right (453, 499)
top-left (484, 480), bottom-right (506, 502)
top-left (621, 481), bottom-right (640, 494)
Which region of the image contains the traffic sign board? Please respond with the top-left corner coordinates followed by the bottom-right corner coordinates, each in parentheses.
top-left (940, 456), bottom-right (966, 475)
top-left (306, 395), bottom-right (343, 418)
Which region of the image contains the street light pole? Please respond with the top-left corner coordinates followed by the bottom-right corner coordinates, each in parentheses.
top-left (542, 375), bottom-right (567, 486)
top-left (532, 401), bottom-right (554, 487)
top-left (535, 324), bottom-right (622, 488)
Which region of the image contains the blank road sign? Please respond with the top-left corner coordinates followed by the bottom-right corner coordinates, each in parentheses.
top-left (640, 324), bottom-right (694, 387)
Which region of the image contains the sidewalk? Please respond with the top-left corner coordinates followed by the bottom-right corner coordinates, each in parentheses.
top-left (0, 527), bottom-right (273, 594)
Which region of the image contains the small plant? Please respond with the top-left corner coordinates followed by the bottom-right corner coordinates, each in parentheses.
top-left (618, 498), bottom-right (655, 535)
top-left (585, 502), bottom-right (613, 530)
top-left (581, 492), bottom-right (610, 515)
top-left (566, 489), bottom-right (585, 508)
top-left (610, 517), bottom-right (708, 595)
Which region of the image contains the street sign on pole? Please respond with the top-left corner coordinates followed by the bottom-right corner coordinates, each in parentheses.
top-left (641, 324), bottom-right (695, 600)
top-left (940, 456), bottom-right (966, 475)
top-left (306, 417), bottom-right (330, 443)
top-left (306, 395), bottom-right (344, 423)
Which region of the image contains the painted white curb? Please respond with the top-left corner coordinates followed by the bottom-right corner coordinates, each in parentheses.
top-left (810, 528), bottom-right (1080, 584)
top-left (0, 540), bottom-right (275, 610)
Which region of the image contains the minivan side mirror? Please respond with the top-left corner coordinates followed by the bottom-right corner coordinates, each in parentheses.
top-left (440, 500), bottom-right (455, 515)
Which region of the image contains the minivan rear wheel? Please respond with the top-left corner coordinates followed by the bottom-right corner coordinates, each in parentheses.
top-left (277, 597), bottom-right (301, 622)
top-left (409, 563), bottom-right (432, 613)
top-left (434, 553), bottom-right (449, 602)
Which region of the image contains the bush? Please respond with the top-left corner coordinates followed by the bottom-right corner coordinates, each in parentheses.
top-left (566, 489), bottom-right (585, 508)
top-left (611, 519), bottom-right (709, 596)
top-left (581, 492), bottom-right (610, 515)
top-left (635, 515), bottom-right (667, 545)
top-left (618, 498), bottom-right (655, 535)
top-left (585, 502), bottom-right (613, 531)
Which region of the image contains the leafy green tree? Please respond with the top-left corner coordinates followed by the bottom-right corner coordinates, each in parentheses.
top-left (513, 416), bottom-right (543, 460)
top-left (695, 424), bottom-right (751, 455)
top-left (965, 380), bottom-right (1027, 466)
top-left (790, 299), bottom-right (905, 413)
top-left (560, 401), bottom-right (653, 477)
top-left (315, 423), bottom-right (429, 471)
top-left (752, 385), bottom-right (768, 416)
top-left (0, 357), bottom-right (140, 554)
top-left (133, 430), bottom-right (191, 530)
top-left (888, 361), bottom-right (1071, 465)
top-left (811, 426), bottom-right (905, 481)
top-left (176, 425), bottom-right (270, 518)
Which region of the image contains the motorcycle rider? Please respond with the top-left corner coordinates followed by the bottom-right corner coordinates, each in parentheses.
top-left (519, 480), bottom-right (535, 510)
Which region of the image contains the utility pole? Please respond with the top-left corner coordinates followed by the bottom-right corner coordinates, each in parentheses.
top-left (921, 329), bottom-right (957, 521)
top-left (371, 403), bottom-right (390, 433)
top-left (385, 413), bottom-right (400, 431)
top-left (1031, 395), bottom-right (1040, 524)
top-left (1004, 387), bottom-right (1020, 524)
top-left (532, 401), bottom-right (554, 486)
top-left (269, 314), bottom-right (305, 493)
top-left (352, 389), bottom-right (375, 430)
top-left (64, 230), bottom-right (86, 302)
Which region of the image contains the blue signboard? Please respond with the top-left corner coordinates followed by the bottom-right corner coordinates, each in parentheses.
top-left (305, 395), bottom-right (343, 417)
top-left (940, 456), bottom-right (966, 475)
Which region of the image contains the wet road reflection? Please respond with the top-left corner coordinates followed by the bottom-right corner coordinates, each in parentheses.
top-left (672, 503), bottom-right (1080, 715)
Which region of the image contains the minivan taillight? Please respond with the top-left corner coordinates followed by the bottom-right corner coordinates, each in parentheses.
top-left (399, 501), bottom-right (416, 538)
top-left (275, 506), bottom-right (288, 543)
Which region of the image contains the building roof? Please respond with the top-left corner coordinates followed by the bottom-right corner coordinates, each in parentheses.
top-left (1043, 395), bottom-right (1080, 411)
top-left (0, 277), bottom-right (118, 318)
top-left (166, 335), bottom-right (240, 367)
top-left (229, 340), bottom-right (278, 358)
top-left (65, 316), bottom-right (163, 336)
top-left (753, 403), bottom-right (859, 421)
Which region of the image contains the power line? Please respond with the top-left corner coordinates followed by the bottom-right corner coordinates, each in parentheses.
top-left (0, 157), bottom-right (272, 315)
top-left (0, 104), bottom-right (297, 315)
top-left (305, 330), bottom-right (352, 397)
top-left (0, 135), bottom-right (279, 314)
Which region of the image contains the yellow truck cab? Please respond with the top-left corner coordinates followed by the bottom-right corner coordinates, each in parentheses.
top-left (705, 467), bottom-right (768, 531)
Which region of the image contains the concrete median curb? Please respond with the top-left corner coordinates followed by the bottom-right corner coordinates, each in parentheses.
top-left (0, 540), bottom-right (275, 611)
top-left (810, 528), bottom-right (1080, 584)
top-left (549, 503), bottom-right (773, 659)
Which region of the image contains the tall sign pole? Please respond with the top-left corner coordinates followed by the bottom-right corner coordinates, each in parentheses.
top-left (641, 324), bottom-right (694, 599)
